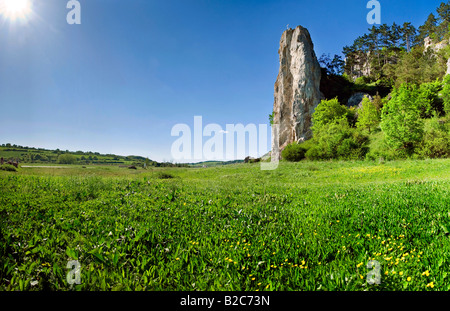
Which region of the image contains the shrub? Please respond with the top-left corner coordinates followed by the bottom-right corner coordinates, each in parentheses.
top-left (57, 154), bottom-right (77, 164)
top-left (281, 142), bottom-right (308, 162)
top-left (356, 96), bottom-right (380, 133)
top-left (417, 80), bottom-right (443, 118)
top-left (418, 118), bottom-right (450, 158)
top-left (365, 131), bottom-right (398, 161)
top-left (441, 74), bottom-right (450, 116)
top-left (306, 119), bottom-right (369, 161)
top-left (0, 164), bottom-right (17, 172)
top-left (311, 98), bottom-right (350, 132)
top-left (157, 172), bottom-right (174, 179)
top-left (380, 83), bottom-right (424, 154)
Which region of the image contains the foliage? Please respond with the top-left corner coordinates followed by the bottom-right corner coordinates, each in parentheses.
top-left (281, 142), bottom-right (308, 162)
top-left (57, 154), bottom-right (77, 165)
top-left (441, 74), bottom-right (450, 115)
top-left (380, 84), bottom-right (424, 154)
top-left (341, 3), bottom-right (450, 84)
top-left (364, 131), bottom-right (397, 161)
top-left (417, 79), bottom-right (444, 118)
top-left (306, 118), bottom-right (369, 160)
top-left (311, 98), bottom-right (350, 132)
top-left (418, 118), bottom-right (450, 158)
top-left (318, 53), bottom-right (345, 76)
top-left (0, 164), bottom-right (17, 172)
top-left (356, 96), bottom-right (381, 133)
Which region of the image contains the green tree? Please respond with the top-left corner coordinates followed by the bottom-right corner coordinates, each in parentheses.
top-left (401, 22), bottom-right (417, 52)
top-left (281, 142), bottom-right (308, 162)
top-left (380, 84), bottom-right (424, 153)
top-left (57, 154), bottom-right (77, 164)
top-left (311, 98), bottom-right (350, 132)
top-left (319, 54), bottom-right (345, 76)
top-left (388, 22), bottom-right (402, 47)
top-left (356, 96), bottom-right (380, 133)
top-left (441, 74), bottom-right (450, 115)
top-left (417, 80), bottom-right (443, 117)
top-left (437, 1), bottom-right (450, 40)
top-left (394, 47), bottom-right (422, 86)
top-left (417, 13), bottom-right (438, 44)
top-left (306, 118), bottom-right (369, 160)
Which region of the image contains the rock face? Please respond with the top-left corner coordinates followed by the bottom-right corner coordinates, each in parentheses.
top-left (347, 92), bottom-right (373, 108)
top-left (271, 26), bottom-right (321, 161)
top-left (447, 58), bottom-right (450, 76)
top-left (423, 36), bottom-right (450, 76)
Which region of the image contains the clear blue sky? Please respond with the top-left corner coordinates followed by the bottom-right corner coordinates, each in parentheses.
top-left (0, 0), bottom-right (444, 162)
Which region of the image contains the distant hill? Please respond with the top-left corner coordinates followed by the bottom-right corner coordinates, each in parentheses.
top-left (0, 143), bottom-right (187, 167)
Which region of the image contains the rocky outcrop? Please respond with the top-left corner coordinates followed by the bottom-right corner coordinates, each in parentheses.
top-left (423, 36), bottom-right (450, 76)
top-left (424, 36), bottom-right (450, 54)
top-left (347, 92), bottom-right (373, 108)
top-left (271, 25), bottom-right (322, 161)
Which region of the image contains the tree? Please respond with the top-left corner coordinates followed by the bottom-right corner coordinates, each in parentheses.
top-left (417, 80), bottom-right (443, 118)
top-left (319, 54), bottom-right (345, 76)
top-left (401, 22), bottom-right (417, 52)
top-left (306, 118), bottom-right (369, 160)
top-left (394, 47), bottom-right (422, 86)
top-left (440, 74), bottom-right (450, 115)
top-left (356, 96), bottom-right (380, 133)
top-left (388, 22), bottom-right (402, 48)
top-left (380, 84), bottom-right (424, 153)
top-left (437, 1), bottom-right (450, 23)
top-left (311, 98), bottom-right (350, 133)
top-left (57, 154), bottom-right (77, 164)
top-left (437, 1), bottom-right (450, 40)
top-left (378, 24), bottom-right (390, 48)
top-left (417, 13), bottom-right (438, 44)
top-left (330, 55), bottom-right (345, 75)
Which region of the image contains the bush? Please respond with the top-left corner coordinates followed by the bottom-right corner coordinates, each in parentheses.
top-left (417, 80), bottom-right (443, 118)
top-left (281, 142), bottom-right (308, 162)
top-left (441, 74), bottom-right (450, 116)
top-left (306, 119), bottom-right (369, 161)
top-left (157, 172), bottom-right (174, 179)
top-left (417, 118), bottom-right (450, 158)
top-left (380, 83), bottom-right (424, 153)
top-left (364, 131), bottom-right (398, 161)
top-left (312, 98), bottom-right (351, 132)
top-left (0, 164), bottom-right (17, 172)
top-left (356, 96), bottom-right (380, 133)
top-left (57, 154), bottom-right (77, 164)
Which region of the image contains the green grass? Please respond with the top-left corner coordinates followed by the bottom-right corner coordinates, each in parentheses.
top-left (1, 159), bottom-right (450, 291)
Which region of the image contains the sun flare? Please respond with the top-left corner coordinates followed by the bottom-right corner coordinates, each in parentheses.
top-left (0, 0), bottom-right (32, 21)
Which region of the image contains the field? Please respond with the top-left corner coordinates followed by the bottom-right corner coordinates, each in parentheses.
top-left (1, 159), bottom-right (450, 291)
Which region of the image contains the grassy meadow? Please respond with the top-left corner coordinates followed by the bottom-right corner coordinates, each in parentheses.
top-left (1, 159), bottom-right (450, 291)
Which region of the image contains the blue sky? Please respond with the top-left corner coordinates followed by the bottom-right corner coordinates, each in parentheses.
top-left (0, 0), bottom-right (444, 162)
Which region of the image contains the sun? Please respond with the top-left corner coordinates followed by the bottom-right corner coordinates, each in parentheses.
top-left (0, 0), bottom-right (32, 21)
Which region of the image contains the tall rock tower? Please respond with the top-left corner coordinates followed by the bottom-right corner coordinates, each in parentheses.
top-left (271, 25), bottom-right (322, 161)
